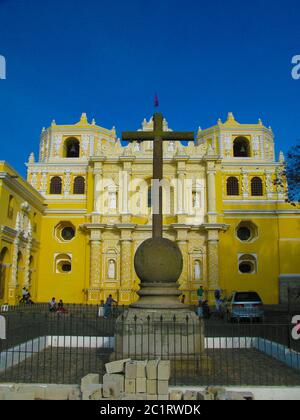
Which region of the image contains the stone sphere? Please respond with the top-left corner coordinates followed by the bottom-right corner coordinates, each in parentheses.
top-left (134, 237), bottom-right (183, 283)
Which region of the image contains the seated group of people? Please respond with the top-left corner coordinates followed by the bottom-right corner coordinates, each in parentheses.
top-left (48, 297), bottom-right (67, 313)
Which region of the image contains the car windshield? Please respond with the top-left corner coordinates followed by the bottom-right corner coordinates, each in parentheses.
top-left (234, 292), bottom-right (262, 303)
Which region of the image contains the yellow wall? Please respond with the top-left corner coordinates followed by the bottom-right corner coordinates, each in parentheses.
top-left (36, 215), bottom-right (89, 303)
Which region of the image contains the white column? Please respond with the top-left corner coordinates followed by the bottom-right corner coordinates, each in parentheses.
top-left (206, 161), bottom-right (217, 223)
top-left (93, 163), bottom-right (103, 214)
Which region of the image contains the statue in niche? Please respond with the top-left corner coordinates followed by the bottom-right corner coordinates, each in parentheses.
top-left (193, 192), bottom-right (200, 209)
top-left (194, 261), bottom-right (201, 281)
top-left (108, 191), bottom-right (117, 209)
top-left (108, 260), bottom-right (116, 279)
top-left (168, 141), bottom-right (175, 152)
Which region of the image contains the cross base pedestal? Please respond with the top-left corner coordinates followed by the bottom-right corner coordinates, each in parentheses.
top-left (114, 307), bottom-right (205, 360)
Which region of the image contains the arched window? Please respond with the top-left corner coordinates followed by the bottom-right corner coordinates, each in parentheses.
top-left (251, 177), bottom-right (263, 196)
top-left (227, 177), bottom-right (239, 196)
top-left (233, 137), bottom-right (250, 157)
top-left (238, 254), bottom-right (257, 274)
top-left (73, 176), bottom-right (85, 194)
top-left (65, 137), bottom-right (80, 158)
top-left (50, 177), bottom-right (62, 194)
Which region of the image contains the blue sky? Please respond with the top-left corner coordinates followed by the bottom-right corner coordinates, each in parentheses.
top-left (0, 0), bottom-right (300, 177)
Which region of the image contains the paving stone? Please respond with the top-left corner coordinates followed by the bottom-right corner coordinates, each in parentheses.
top-left (125, 361), bottom-right (137, 379)
top-left (105, 358), bottom-right (131, 374)
top-left (146, 379), bottom-right (157, 395)
top-left (157, 380), bottom-right (168, 395)
top-left (146, 359), bottom-right (160, 379)
top-left (157, 361), bottom-right (171, 380)
top-left (136, 378), bottom-right (146, 394)
top-left (125, 378), bottom-right (136, 394)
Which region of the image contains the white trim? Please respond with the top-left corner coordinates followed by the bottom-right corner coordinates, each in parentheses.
top-left (224, 210), bottom-right (300, 215)
top-left (223, 200), bottom-right (284, 204)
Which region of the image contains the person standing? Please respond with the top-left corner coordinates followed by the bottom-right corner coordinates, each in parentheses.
top-left (104, 294), bottom-right (117, 319)
top-left (197, 286), bottom-right (204, 305)
top-left (214, 289), bottom-right (222, 317)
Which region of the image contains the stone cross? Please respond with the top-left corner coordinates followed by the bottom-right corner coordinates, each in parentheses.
top-left (122, 112), bottom-right (194, 239)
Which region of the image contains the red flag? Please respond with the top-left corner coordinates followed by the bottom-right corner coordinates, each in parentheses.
top-left (154, 94), bottom-right (159, 108)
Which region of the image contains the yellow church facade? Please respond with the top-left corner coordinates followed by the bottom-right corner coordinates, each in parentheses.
top-left (0, 112), bottom-right (299, 306)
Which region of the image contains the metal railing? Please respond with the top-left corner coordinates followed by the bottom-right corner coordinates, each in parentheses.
top-left (0, 309), bottom-right (299, 386)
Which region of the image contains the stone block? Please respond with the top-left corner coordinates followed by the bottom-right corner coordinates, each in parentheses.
top-left (105, 358), bottom-right (131, 374)
top-left (183, 390), bottom-right (198, 400)
top-left (14, 385), bottom-right (47, 400)
top-left (5, 392), bottom-right (35, 400)
top-left (125, 361), bottom-right (137, 379)
top-left (206, 386), bottom-right (226, 396)
top-left (216, 391), bottom-right (254, 401)
top-left (68, 388), bottom-right (81, 401)
top-left (158, 394), bottom-right (169, 400)
top-left (136, 378), bottom-right (146, 394)
top-left (103, 381), bottom-right (121, 399)
top-left (81, 373), bottom-right (99, 390)
top-left (146, 359), bottom-right (159, 379)
top-left (136, 360), bottom-right (147, 378)
top-left (44, 386), bottom-right (71, 400)
top-left (122, 393), bottom-right (147, 400)
top-left (146, 379), bottom-right (157, 395)
top-left (125, 379), bottom-right (136, 394)
top-left (103, 373), bottom-right (125, 393)
top-left (198, 391), bottom-right (214, 401)
top-left (82, 384), bottom-right (103, 401)
top-left (240, 392), bottom-right (255, 401)
top-left (157, 380), bottom-right (168, 395)
top-left (147, 394), bottom-right (158, 400)
top-left (136, 393), bottom-right (147, 400)
top-left (169, 390), bottom-right (183, 400)
top-left (158, 361), bottom-right (171, 380)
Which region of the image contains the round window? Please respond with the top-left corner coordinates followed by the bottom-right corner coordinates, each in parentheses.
top-left (237, 227), bottom-right (251, 241)
top-left (61, 227), bottom-right (75, 241)
top-left (239, 262), bottom-right (253, 273)
top-left (61, 263), bottom-right (71, 272)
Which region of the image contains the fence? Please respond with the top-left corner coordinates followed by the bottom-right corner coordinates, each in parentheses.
top-left (0, 307), bottom-right (299, 386)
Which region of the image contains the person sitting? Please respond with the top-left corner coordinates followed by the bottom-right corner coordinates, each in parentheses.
top-left (57, 299), bottom-right (67, 313)
top-left (48, 297), bottom-right (57, 312)
top-left (104, 294), bottom-right (117, 319)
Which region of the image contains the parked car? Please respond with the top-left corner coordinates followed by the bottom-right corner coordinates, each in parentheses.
top-left (226, 291), bottom-right (264, 322)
